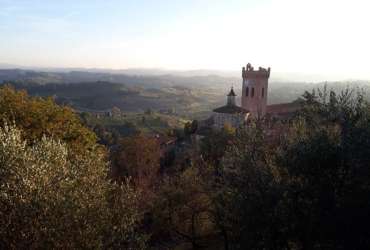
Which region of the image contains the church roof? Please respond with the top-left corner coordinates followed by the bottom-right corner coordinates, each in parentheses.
top-left (213, 104), bottom-right (249, 114)
top-left (227, 87), bottom-right (236, 96)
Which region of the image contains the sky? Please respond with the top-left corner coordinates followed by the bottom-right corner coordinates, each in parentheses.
top-left (1, 0), bottom-right (370, 80)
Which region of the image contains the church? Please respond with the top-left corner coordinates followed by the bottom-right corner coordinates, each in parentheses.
top-left (212, 63), bottom-right (299, 129)
top-left (212, 87), bottom-right (249, 129)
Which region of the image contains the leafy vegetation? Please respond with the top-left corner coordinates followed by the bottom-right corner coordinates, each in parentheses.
top-left (1, 84), bottom-right (370, 249)
top-left (0, 86), bottom-right (97, 153)
top-left (0, 124), bottom-right (146, 249)
top-left (0, 87), bottom-right (146, 249)
top-left (85, 111), bottom-right (189, 142)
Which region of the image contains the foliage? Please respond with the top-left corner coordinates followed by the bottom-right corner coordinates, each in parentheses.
top-left (0, 85), bottom-right (97, 152)
top-left (2, 84), bottom-right (370, 249)
top-left (217, 124), bottom-right (284, 249)
top-left (184, 120), bottom-right (198, 136)
top-left (196, 87), bottom-right (370, 249)
top-left (200, 127), bottom-right (235, 168)
top-left (83, 111), bottom-right (187, 143)
top-left (153, 165), bottom-right (216, 249)
top-left (0, 125), bottom-right (146, 249)
top-left (112, 133), bottom-right (161, 200)
top-left (276, 88), bottom-right (370, 249)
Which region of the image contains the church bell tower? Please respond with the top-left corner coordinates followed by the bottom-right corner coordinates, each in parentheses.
top-left (241, 63), bottom-right (270, 118)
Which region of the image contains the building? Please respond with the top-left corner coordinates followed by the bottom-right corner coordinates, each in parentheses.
top-left (212, 87), bottom-right (249, 129)
top-left (241, 63), bottom-right (301, 120)
top-left (241, 63), bottom-right (271, 118)
top-left (200, 63), bottom-right (300, 131)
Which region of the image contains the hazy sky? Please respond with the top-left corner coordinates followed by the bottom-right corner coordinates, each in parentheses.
top-left (1, 0), bottom-right (369, 79)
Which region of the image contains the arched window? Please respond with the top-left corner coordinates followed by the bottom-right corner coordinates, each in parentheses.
top-left (262, 87), bottom-right (265, 98)
top-left (251, 88), bottom-right (255, 97)
top-left (246, 87), bottom-right (249, 97)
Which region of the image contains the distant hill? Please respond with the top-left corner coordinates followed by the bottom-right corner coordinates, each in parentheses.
top-left (1, 69), bottom-right (369, 119)
top-left (8, 81), bottom-right (223, 119)
top-left (0, 69), bottom-right (235, 88)
top-left (2, 64), bottom-right (368, 82)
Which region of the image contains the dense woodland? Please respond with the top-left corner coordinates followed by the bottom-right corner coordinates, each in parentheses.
top-left (1, 79), bottom-right (370, 249)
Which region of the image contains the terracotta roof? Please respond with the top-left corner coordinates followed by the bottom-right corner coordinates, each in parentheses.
top-left (213, 104), bottom-right (249, 114)
top-left (266, 102), bottom-right (301, 115)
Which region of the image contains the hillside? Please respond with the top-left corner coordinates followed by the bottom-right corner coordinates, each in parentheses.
top-left (8, 81), bottom-right (222, 119)
top-left (2, 69), bottom-right (370, 120)
top-left (84, 111), bottom-right (189, 138)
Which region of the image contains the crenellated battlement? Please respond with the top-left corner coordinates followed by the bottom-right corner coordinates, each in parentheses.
top-left (242, 63), bottom-right (270, 79)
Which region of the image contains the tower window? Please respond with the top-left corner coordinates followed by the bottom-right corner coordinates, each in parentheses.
top-left (251, 88), bottom-right (255, 97)
top-left (262, 88), bottom-right (265, 98)
top-left (246, 87), bottom-right (249, 97)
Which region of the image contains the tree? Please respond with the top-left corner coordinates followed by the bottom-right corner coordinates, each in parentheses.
top-left (113, 133), bottom-right (161, 201)
top-left (153, 165), bottom-right (216, 249)
top-left (184, 120), bottom-right (199, 137)
top-left (0, 125), bottom-right (146, 249)
top-left (217, 124), bottom-right (285, 250)
top-left (200, 127), bottom-right (235, 169)
top-left (277, 88), bottom-right (370, 249)
top-left (0, 86), bottom-right (97, 153)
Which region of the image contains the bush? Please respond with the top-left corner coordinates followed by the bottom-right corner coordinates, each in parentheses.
top-left (0, 125), bottom-right (146, 249)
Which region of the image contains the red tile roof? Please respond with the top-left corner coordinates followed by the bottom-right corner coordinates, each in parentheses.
top-left (266, 102), bottom-right (301, 115)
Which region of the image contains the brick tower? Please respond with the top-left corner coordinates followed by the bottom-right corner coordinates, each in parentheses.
top-left (241, 63), bottom-right (271, 118)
